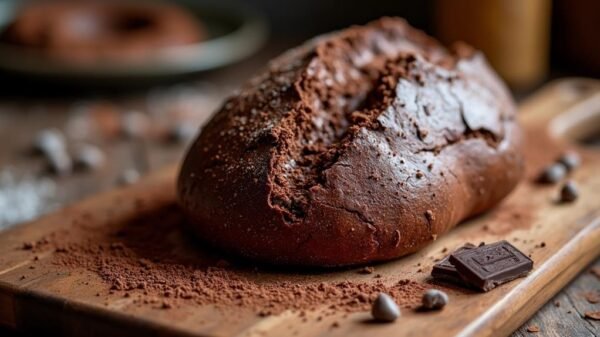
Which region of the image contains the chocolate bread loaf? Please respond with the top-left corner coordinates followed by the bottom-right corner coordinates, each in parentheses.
top-left (178, 18), bottom-right (524, 266)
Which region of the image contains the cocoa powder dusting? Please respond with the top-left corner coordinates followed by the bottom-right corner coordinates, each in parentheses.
top-left (33, 204), bottom-right (426, 315)
top-left (481, 202), bottom-right (534, 235)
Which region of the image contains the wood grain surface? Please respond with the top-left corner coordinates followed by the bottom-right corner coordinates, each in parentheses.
top-left (0, 78), bottom-right (599, 337)
top-left (512, 259), bottom-right (600, 337)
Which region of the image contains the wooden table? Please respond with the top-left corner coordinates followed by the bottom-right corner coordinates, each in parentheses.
top-left (0, 46), bottom-right (598, 336)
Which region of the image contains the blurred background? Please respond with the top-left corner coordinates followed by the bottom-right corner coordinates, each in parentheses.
top-left (0, 0), bottom-right (599, 92)
top-left (246, 0), bottom-right (599, 88)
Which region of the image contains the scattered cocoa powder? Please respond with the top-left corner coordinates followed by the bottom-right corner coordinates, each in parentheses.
top-left (37, 205), bottom-right (426, 315)
top-left (21, 236), bottom-right (51, 252)
top-left (470, 126), bottom-right (565, 237)
top-left (524, 126), bottom-right (567, 180)
top-left (481, 203), bottom-right (534, 235)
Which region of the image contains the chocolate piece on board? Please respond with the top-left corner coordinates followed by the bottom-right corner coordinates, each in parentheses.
top-left (431, 243), bottom-right (476, 284)
top-left (449, 240), bottom-right (533, 291)
top-left (560, 181), bottom-right (579, 203)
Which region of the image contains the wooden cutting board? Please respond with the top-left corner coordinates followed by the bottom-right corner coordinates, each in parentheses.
top-left (0, 78), bottom-right (599, 337)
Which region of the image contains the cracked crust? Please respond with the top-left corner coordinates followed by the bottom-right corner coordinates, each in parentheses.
top-left (177, 18), bottom-right (524, 266)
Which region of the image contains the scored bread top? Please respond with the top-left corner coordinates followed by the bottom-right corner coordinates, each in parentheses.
top-left (178, 17), bottom-right (523, 266)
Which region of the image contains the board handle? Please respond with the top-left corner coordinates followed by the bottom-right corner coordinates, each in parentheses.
top-left (519, 78), bottom-right (600, 145)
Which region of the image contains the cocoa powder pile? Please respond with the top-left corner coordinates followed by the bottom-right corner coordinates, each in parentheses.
top-left (26, 204), bottom-right (426, 316)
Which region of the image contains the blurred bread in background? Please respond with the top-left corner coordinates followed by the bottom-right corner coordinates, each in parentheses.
top-left (0, 0), bottom-right (204, 63)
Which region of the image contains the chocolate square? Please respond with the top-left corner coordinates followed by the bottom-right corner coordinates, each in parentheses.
top-left (449, 240), bottom-right (533, 292)
top-left (431, 243), bottom-right (476, 284)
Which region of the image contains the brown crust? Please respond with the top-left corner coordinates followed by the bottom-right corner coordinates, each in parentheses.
top-left (177, 18), bottom-right (524, 266)
top-left (0, 1), bottom-right (203, 62)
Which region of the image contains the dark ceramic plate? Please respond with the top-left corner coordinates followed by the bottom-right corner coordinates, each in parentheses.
top-left (0, 0), bottom-right (267, 84)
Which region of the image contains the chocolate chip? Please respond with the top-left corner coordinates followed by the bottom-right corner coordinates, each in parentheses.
top-left (559, 181), bottom-right (578, 202)
top-left (421, 289), bottom-right (448, 310)
top-left (74, 144), bottom-right (105, 171)
top-left (371, 293), bottom-right (400, 322)
top-left (33, 129), bottom-right (73, 176)
top-left (47, 149), bottom-right (73, 176)
top-left (169, 123), bottom-right (197, 143)
top-left (121, 111), bottom-right (149, 139)
top-left (33, 128), bottom-right (66, 155)
top-left (117, 169), bottom-right (140, 186)
top-left (557, 151), bottom-right (580, 171)
top-left (358, 266), bottom-right (375, 274)
top-left (537, 164), bottom-right (566, 184)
